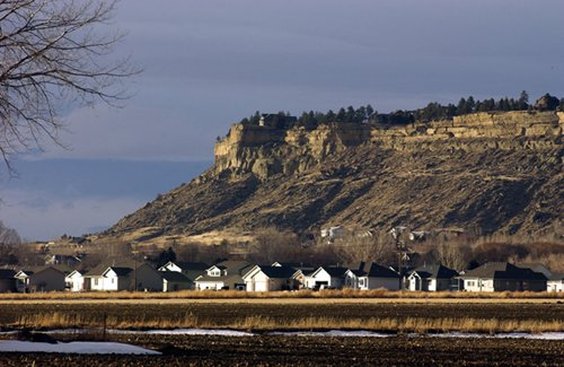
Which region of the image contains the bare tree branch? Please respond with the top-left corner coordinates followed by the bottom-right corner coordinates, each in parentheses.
top-left (0, 0), bottom-right (139, 173)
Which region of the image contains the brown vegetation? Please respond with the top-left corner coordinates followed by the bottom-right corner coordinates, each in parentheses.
top-left (0, 290), bottom-right (562, 301)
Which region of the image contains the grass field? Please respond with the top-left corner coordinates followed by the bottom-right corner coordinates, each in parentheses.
top-left (0, 289), bottom-right (562, 300)
top-left (1, 298), bottom-right (562, 333)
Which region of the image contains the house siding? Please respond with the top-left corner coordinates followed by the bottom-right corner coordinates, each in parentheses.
top-left (134, 265), bottom-right (163, 292)
top-left (547, 280), bottom-right (563, 292)
top-left (29, 268), bottom-right (65, 292)
top-left (366, 277), bottom-right (400, 290)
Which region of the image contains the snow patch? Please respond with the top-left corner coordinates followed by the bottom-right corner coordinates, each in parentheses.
top-left (269, 330), bottom-right (392, 337)
top-left (0, 340), bottom-right (161, 355)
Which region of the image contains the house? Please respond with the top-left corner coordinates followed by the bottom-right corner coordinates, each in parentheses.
top-left (458, 262), bottom-right (547, 292)
top-left (100, 266), bottom-right (134, 291)
top-left (358, 263), bottom-right (401, 290)
top-left (83, 264), bottom-right (134, 291)
top-left (0, 269), bottom-right (16, 292)
top-left (161, 271), bottom-right (191, 292)
top-left (344, 265), bottom-right (366, 289)
top-left (291, 267), bottom-right (317, 289)
top-left (407, 264), bottom-right (459, 291)
top-left (65, 269), bottom-right (86, 292)
top-left (242, 264), bottom-right (297, 292)
top-left (14, 269), bottom-right (35, 293)
top-left (134, 263), bottom-right (163, 291)
top-left (547, 273), bottom-right (563, 292)
top-left (307, 266), bottom-right (348, 289)
top-left (29, 267), bottom-right (67, 292)
top-left (158, 261), bottom-right (208, 289)
top-left (83, 264), bottom-right (107, 291)
top-left (194, 260), bottom-right (252, 290)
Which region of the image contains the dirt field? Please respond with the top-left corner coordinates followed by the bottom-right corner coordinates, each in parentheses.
top-left (0, 334), bottom-right (562, 366)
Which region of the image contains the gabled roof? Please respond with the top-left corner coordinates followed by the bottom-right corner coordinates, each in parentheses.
top-left (346, 269), bottom-right (367, 277)
top-left (260, 266), bottom-right (296, 279)
top-left (31, 266), bottom-right (66, 277)
top-left (65, 269), bottom-right (85, 278)
top-left (105, 267), bottom-right (133, 277)
top-left (365, 263), bottom-right (400, 278)
top-left (214, 260), bottom-right (252, 274)
top-left (164, 261), bottom-right (209, 271)
top-left (410, 264), bottom-right (458, 279)
top-left (460, 262), bottom-right (546, 281)
top-left (161, 271), bottom-right (190, 282)
top-left (314, 266), bottom-right (348, 277)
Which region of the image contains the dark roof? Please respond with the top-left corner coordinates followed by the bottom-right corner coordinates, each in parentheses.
top-left (260, 266), bottom-right (296, 279)
top-left (183, 269), bottom-right (206, 282)
top-left (161, 271), bottom-right (190, 282)
top-left (411, 264), bottom-right (458, 279)
top-left (214, 260), bottom-right (252, 275)
top-left (322, 266), bottom-right (349, 277)
top-left (366, 263), bottom-right (400, 278)
top-left (108, 267), bottom-right (133, 277)
top-left (461, 262), bottom-right (547, 281)
top-left (174, 262), bottom-right (209, 271)
top-left (31, 266), bottom-right (66, 277)
top-left (348, 269), bottom-right (367, 276)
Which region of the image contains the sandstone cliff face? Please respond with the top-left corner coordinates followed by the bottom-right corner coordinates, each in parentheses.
top-left (110, 111), bottom-right (563, 240)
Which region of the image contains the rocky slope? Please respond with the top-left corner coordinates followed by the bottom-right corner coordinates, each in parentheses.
top-left (108, 111), bottom-right (563, 242)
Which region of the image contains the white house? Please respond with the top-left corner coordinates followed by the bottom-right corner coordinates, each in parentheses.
top-left (344, 268), bottom-right (365, 289)
top-left (547, 273), bottom-right (563, 292)
top-left (100, 266), bottom-right (133, 291)
top-left (14, 269), bottom-right (34, 293)
top-left (194, 261), bottom-right (252, 291)
top-left (458, 262), bottom-right (547, 292)
top-left (65, 269), bottom-right (85, 292)
top-left (307, 266), bottom-right (348, 289)
top-left (242, 265), bottom-right (297, 292)
top-left (407, 264), bottom-right (458, 292)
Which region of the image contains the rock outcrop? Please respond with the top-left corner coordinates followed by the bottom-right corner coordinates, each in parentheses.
top-left (109, 111), bottom-right (563, 241)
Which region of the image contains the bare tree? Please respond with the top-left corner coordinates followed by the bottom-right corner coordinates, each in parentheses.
top-left (0, 0), bottom-right (137, 169)
top-left (433, 241), bottom-right (469, 271)
top-left (0, 220), bottom-right (20, 244)
top-left (331, 230), bottom-right (395, 266)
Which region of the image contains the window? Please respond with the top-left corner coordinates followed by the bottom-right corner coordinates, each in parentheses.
top-left (94, 278), bottom-right (98, 286)
top-left (359, 278), bottom-right (365, 287)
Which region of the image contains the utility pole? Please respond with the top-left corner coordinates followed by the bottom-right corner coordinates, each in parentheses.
top-left (390, 226), bottom-right (410, 290)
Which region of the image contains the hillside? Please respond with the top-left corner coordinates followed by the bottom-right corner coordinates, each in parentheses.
top-left (107, 111), bottom-right (563, 244)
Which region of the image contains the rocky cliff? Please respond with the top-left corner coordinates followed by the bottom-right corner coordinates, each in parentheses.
top-left (109, 111), bottom-right (563, 242)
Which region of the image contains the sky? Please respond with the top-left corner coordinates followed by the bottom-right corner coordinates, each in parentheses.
top-left (0, 0), bottom-right (563, 240)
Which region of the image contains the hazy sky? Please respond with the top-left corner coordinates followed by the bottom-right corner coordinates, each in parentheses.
top-left (1, 0), bottom-right (563, 240)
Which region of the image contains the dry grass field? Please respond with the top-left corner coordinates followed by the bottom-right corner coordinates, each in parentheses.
top-left (1, 296), bottom-right (562, 333)
top-left (0, 289), bottom-right (562, 300)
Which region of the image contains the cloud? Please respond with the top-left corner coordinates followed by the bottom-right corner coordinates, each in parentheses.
top-left (29, 0), bottom-right (564, 161)
top-left (0, 188), bottom-right (144, 241)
